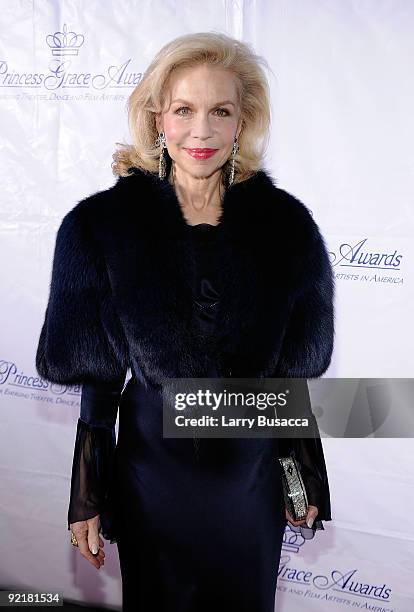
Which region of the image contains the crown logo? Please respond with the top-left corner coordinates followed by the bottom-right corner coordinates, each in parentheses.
top-left (281, 525), bottom-right (306, 553)
top-left (46, 23), bottom-right (84, 56)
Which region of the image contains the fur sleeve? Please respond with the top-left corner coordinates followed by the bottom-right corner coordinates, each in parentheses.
top-left (275, 225), bottom-right (335, 379)
top-left (35, 199), bottom-right (129, 386)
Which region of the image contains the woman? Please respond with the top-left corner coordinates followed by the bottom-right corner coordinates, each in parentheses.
top-left (36, 32), bottom-right (334, 612)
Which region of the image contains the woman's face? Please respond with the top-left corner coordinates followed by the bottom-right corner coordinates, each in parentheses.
top-left (156, 64), bottom-right (242, 180)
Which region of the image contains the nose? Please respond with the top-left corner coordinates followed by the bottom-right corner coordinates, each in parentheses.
top-left (190, 113), bottom-right (215, 139)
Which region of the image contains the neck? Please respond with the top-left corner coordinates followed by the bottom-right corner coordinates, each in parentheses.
top-left (169, 163), bottom-right (224, 222)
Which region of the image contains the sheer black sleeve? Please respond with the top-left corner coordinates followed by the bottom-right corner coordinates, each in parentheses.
top-left (288, 424), bottom-right (332, 540)
top-left (67, 375), bottom-right (126, 543)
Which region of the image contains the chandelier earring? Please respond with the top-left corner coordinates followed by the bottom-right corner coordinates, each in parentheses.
top-left (155, 131), bottom-right (167, 179)
top-left (228, 137), bottom-right (240, 187)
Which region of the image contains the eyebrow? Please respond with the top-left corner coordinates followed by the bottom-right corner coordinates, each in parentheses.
top-left (171, 99), bottom-right (235, 107)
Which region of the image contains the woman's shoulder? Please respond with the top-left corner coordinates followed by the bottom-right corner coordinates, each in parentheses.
top-left (58, 174), bottom-right (139, 236)
top-left (59, 185), bottom-right (115, 227)
top-left (248, 169), bottom-right (325, 251)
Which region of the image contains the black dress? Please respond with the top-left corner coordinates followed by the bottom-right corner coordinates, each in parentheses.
top-left (68, 223), bottom-right (325, 611)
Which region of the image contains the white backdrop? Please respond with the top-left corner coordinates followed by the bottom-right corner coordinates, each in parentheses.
top-left (1, 1), bottom-right (413, 610)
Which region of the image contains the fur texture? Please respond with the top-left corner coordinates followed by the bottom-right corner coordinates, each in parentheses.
top-left (36, 168), bottom-right (335, 388)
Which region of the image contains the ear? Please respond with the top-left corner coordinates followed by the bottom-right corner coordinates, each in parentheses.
top-left (236, 118), bottom-right (243, 140)
top-left (155, 113), bottom-right (163, 133)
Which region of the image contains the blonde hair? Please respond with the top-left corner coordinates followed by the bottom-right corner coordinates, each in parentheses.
top-left (112, 31), bottom-right (272, 185)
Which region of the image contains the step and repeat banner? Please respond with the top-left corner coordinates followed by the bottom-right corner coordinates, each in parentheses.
top-left (0, 1), bottom-right (413, 610)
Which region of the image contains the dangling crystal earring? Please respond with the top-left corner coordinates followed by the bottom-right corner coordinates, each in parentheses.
top-left (155, 131), bottom-right (167, 179)
top-left (228, 137), bottom-right (239, 187)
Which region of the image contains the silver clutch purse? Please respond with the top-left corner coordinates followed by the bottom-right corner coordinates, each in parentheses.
top-left (278, 455), bottom-right (309, 521)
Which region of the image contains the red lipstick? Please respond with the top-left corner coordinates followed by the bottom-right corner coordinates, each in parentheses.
top-left (184, 148), bottom-right (218, 160)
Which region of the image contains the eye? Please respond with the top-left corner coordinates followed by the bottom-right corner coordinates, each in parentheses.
top-left (215, 108), bottom-right (230, 117)
top-left (175, 106), bottom-right (191, 116)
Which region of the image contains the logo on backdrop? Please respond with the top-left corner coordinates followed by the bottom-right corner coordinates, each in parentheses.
top-left (0, 359), bottom-right (80, 399)
top-left (0, 23), bottom-right (141, 94)
top-left (329, 238), bottom-right (403, 285)
top-left (279, 526), bottom-right (393, 608)
top-left (46, 23), bottom-right (84, 57)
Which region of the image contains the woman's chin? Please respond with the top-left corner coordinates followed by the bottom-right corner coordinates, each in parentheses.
top-left (174, 160), bottom-right (223, 180)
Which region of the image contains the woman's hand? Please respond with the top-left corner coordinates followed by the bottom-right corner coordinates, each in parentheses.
top-left (285, 504), bottom-right (318, 529)
top-left (70, 514), bottom-right (105, 570)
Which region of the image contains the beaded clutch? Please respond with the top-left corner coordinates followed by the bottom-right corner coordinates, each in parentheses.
top-left (278, 455), bottom-right (309, 522)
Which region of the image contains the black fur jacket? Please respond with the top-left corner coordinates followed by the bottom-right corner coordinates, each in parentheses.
top-left (35, 167), bottom-right (335, 524)
top-left (36, 167), bottom-right (334, 388)
top-left (36, 168), bottom-right (334, 529)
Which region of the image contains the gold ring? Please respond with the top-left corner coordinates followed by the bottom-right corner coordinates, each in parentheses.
top-left (70, 531), bottom-right (79, 547)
